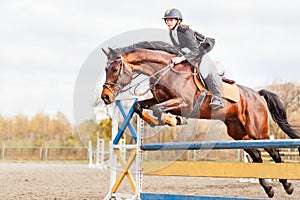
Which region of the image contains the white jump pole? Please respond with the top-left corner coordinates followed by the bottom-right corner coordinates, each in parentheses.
top-left (88, 140), bottom-right (93, 168)
top-left (95, 138), bottom-right (106, 168)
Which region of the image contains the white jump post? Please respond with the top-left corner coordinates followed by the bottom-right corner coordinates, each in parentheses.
top-left (88, 138), bottom-right (110, 169)
top-left (95, 138), bottom-right (108, 169)
top-left (104, 98), bottom-right (141, 200)
top-left (88, 140), bottom-right (93, 168)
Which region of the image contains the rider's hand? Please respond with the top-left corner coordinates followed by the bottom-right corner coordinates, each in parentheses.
top-left (171, 56), bottom-right (186, 64)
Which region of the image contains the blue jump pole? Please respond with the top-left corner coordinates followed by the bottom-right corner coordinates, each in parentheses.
top-left (140, 193), bottom-right (262, 200)
top-left (141, 139), bottom-right (300, 151)
top-left (113, 99), bottom-right (138, 145)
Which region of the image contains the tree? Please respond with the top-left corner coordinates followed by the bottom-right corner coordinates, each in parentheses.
top-left (98, 118), bottom-right (112, 141)
top-left (76, 119), bottom-right (99, 144)
top-left (0, 111), bottom-right (75, 146)
top-left (11, 114), bottom-right (30, 142)
top-left (266, 82), bottom-right (300, 138)
top-left (52, 112), bottom-right (72, 138)
top-left (0, 116), bottom-right (10, 141)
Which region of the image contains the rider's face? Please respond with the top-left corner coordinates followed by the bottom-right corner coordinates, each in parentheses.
top-left (165, 18), bottom-right (178, 30)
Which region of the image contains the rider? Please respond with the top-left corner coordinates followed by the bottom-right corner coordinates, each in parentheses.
top-left (162, 8), bottom-right (224, 110)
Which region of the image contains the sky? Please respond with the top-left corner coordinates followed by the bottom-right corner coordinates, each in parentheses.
top-left (1, 0), bottom-right (300, 123)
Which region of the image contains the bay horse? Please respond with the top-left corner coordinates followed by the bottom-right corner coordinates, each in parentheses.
top-left (100, 41), bottom-right (299, 198)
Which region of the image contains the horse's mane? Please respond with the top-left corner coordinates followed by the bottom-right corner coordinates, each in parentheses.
top-left (116, 41), bottom-right (181, 56)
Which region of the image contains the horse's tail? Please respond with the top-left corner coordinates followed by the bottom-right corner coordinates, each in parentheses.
top-left (258, 89), bottom-right (300, 139)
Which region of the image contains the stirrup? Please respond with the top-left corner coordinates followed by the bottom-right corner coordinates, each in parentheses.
top-left (209, 96), bottom-right (224, 110)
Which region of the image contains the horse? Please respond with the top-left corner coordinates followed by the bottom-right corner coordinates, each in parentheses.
top-left (100, 41), bottom-right (299, 198)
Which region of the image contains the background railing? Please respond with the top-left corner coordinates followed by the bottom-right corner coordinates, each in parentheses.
top-left (0, 146), bottom-right (88, 161)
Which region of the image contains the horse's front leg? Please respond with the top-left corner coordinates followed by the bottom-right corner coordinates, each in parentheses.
top-left (134, 97), bottom-right (188, 127)
top-left (133, 98), bottom-right (161, 126)
top-left (152, 97), bottom-right (188, 126)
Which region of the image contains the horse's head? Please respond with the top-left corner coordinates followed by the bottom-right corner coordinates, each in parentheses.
top-left (101, 47), bottom-right (133, 104)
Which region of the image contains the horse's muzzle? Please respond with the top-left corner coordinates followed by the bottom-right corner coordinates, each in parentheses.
top-left (101, 87), bottom-right (115, 104)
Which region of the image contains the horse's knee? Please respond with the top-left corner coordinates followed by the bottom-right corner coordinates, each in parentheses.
top-left (176, 116), bottom-right (187, 125)
top-left (133, 102), bottom-right (143, 117)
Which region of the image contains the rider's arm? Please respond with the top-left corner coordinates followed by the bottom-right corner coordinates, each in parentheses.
top-left (179, 28), bottom-right (201, 65)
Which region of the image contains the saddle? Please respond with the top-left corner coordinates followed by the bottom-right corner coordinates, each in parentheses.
top-left (193, 68), bottom-right (240, 103)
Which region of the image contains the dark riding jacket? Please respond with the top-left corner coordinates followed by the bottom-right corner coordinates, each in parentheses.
top-left (169, 24), bottom-right (215, 67)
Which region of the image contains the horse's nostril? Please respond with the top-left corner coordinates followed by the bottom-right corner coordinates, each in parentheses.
top-left (101, 94), bottom-right (110, 104)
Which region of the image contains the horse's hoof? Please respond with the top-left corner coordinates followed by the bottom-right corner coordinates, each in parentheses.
top-left (149, 120), bottom-right (164, 127)
top-left (158, 120), bottom-right (165, 126)
top-left (285, 184), bottom-right (294, 195)
top-left (266, 187), bottom-right (274, 198)
top-left (176, 116), bottom-right (187, 125)
top-left (161, 113), bottom-right (177, 126)
top-left (149, 122), bottom-right (156, 127)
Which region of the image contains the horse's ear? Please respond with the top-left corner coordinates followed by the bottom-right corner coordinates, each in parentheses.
top-left (101, 48), bottom-right (110, 56)
top-left (108, 47), bottom-right (117, 59)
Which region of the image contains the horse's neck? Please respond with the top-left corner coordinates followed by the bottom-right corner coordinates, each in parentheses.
top-left (124, 50), bottom-right (172, 76)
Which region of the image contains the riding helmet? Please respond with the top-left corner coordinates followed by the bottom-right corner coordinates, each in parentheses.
top-left (162, 8), bottom-right (183, 21)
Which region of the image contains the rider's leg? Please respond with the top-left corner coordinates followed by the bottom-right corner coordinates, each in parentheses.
top-left (204, 73), bottom-right (224, 110)
top-left (198, 55), bottom-right (224, 110)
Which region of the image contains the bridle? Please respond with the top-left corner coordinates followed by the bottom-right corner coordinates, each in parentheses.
top-left (103, 55), bottom-right (196, 98)
top-left (103, 56), bottom-right (132, 97)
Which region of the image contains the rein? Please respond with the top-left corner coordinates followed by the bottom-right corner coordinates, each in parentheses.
top-left (170, 65), bottom-right (198, 75)
top-left (106, 57), bottom-right (176, 96)
top-left (123, 62), bottom-right (203, 96)
top-left (104, 56), bottom-right (199, 97)
top-left (124, 62), bottom-right (175, 96)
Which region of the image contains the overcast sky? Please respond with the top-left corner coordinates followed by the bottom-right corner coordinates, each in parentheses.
top-left (1, 0), bottom-right (300, 122)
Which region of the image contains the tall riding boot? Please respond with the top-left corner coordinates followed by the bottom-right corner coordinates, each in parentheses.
top-left (204, 74), bottom-right (224, 110)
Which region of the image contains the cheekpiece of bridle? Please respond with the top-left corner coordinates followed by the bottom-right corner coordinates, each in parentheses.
top-left (103, 56), bottom-right (132, 97)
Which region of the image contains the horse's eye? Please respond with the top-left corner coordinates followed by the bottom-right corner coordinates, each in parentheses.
top-left (112, 67), bottom-right (118, 72)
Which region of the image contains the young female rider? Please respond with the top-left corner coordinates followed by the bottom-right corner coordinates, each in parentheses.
top-left (163, 8), bottom-right (224, 110)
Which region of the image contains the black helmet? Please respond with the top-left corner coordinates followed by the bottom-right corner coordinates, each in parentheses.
top-left (162, 8), bottom-right (183, 21)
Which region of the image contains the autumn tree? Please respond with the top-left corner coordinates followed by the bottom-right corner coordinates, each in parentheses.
top-left (75, 119), bottom-right (99, 144)
top-left (98, 118), bottom-right (112, 141)
top-left (266, 82), bottom-right (300, 138)
top-left (0, 112), bottom-right (74, 146)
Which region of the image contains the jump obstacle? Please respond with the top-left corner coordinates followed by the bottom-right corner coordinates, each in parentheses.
top-left (104, 99), bottom-right (300, 200)
top-left (88, 138), bottom-right (109, 169)
top-left (88, 137), bottom-right (125, 169)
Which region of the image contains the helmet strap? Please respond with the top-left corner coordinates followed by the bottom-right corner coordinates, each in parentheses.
top-left (171, 19), bottom-right (181, 30)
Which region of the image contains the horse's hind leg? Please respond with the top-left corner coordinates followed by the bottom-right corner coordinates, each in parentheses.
top-left (244, 148), bottom-right (275, 198)
top-left (264, 148), bottom-right (294, 195)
